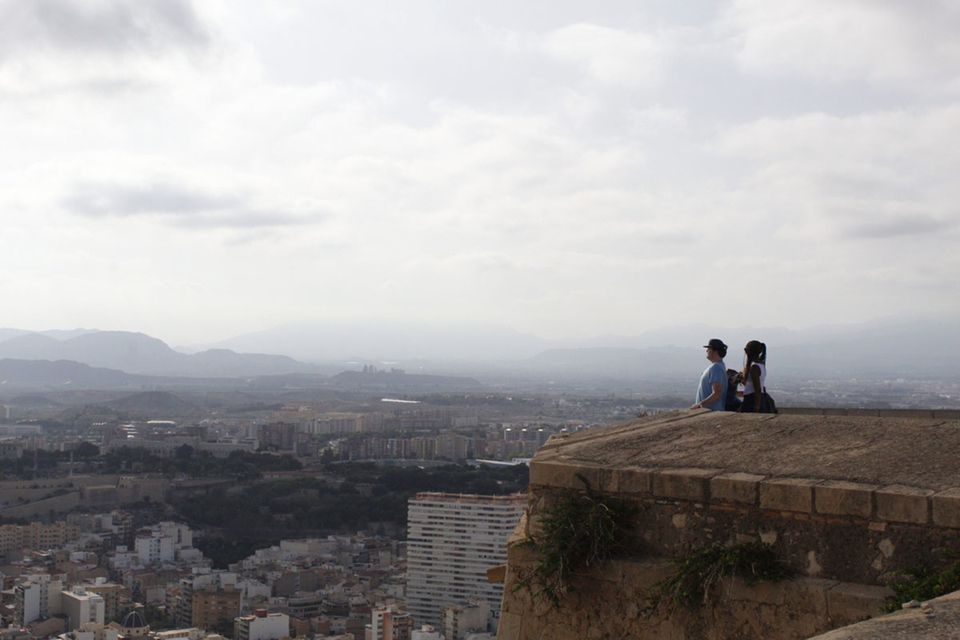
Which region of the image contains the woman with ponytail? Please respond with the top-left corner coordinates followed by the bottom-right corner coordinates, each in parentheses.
top-left (739, 340), bottom-right (770, 413)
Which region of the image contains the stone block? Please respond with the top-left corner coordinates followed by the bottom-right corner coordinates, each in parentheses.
top-left (932, 488), bottom-right (960, 528)
top-left (529, 459), bottom-right (600, 491)
top-left (487, 564), bottom-right (507, 584)
top-left (760, 478), bottom-right (819, 513)
top-left (613, 466), bottom-right (654, 495)
top-left (875, 485), bottom-right (932, 524)
top-left (711, 472), bottom-right (765, 505)
top-left (825, 582), bottom-right (891, 625)
top-left (815, 481), bottom-right (877, 519)
top-left (496, 610), bottom-right (523, 638)
top-left (652, 468), bottom-right (720, 502)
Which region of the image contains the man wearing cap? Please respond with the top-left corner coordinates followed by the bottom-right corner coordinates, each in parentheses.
top-left (691, 339), bottom-right (729, 411)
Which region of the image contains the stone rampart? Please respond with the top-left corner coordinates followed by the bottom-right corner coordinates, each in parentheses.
top-left (498, 410), bottom-right (960, 639)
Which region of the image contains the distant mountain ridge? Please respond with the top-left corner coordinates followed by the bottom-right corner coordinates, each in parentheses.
top-left (2, 315), bottom-right (957, 383)
top-left (0, 330), bottom-right (315, 378)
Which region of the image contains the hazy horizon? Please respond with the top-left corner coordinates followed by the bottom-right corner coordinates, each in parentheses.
top-left (2, 1), bottom-right (958, 345)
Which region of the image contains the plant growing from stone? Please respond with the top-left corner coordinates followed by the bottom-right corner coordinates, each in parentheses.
top-left (883, 552), bottom-right (960, 612)
top-left (645, 541), bottom-right (793, 614)
top-left (515, 474), bottom-right (636, 609)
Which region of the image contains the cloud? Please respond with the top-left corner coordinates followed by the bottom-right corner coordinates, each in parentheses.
top-left (842, 213), bottom-right (954, 240)
top-left (0, 0), bottom-right (215, 95)
top-left (62, 181), bottom-right (323, 230)
top-left (0, 0), bottom-right (207, 57)
top-left (726, 0), bottom-right (960, 91)
top-left (539, 23), bottom-right (664, 87)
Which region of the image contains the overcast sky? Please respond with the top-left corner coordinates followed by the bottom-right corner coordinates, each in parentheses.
top-left (1, 0), bottom-right (958, 345)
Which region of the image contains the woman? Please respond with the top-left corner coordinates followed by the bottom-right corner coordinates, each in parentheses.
top-left (739, 340), bottom-right (768, 413)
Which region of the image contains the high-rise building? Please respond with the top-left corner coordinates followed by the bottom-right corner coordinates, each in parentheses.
top-left (406, 492), bottom-right (526, 630)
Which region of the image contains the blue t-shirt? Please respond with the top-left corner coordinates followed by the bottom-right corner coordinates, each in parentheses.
top-left (696, 361), bottom-right (728, 411)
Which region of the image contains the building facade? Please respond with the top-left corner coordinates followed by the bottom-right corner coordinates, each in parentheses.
top-left (405, 493), bottom-right (525, 629)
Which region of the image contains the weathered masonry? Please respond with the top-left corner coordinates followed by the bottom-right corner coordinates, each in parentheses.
top-left (497, 409), bottom-right (960, 640)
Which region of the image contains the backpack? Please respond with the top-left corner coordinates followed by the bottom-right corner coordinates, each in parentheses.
top-left (724, 369), bottom-right (742, 412)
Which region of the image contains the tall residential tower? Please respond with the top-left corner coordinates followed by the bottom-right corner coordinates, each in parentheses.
top-left (406, 492), bottom-right (525, 631)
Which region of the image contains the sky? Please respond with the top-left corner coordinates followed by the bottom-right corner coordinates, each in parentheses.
top-left (1, 0), bottom-right (958, 345)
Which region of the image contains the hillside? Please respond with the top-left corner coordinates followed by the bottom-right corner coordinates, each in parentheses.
top-left (0, 331), bottom-right (314, 378)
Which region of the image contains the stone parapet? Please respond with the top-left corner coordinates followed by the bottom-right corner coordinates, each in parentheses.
top-left (499, 542), bottom-right (891, 640)
top-left (505, 410), bottom-right (960, 639)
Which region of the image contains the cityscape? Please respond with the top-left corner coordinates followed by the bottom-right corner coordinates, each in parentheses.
top-left (2, 1), bottom-right (958, 639)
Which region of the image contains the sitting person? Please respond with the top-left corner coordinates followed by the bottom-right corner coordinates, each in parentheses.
top-left (739, 340), bottom-right (768, 413)
top-left (690, 338), bottom-right (728, 411)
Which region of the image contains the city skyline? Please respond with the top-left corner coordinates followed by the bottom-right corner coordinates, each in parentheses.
top-left (1, 1), bottom-right (958, 345)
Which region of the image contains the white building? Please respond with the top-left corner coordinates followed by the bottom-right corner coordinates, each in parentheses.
top-left (234, 610), bottom-right (289, 640)
top-left (14, 573), bottom-right (64, 626)
top-left (405, 493), bottom-right (525, 630)
top-left (135, 532), bottom-right (175, 565)
top-left (62, 587), bottom-right (106, 630)
top-left (133, 522), bottom-right (196, 566)
top-left (411, 626), bottom-right (444, 640)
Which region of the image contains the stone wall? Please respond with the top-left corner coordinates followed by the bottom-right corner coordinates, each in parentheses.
top-left (527, 458), bottom-right (960, 585)
top-left (499, 519), bottom-right (889, 640)
top-left (497, 411), bottom-right (960, 640)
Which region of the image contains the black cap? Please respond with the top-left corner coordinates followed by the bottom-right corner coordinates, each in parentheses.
top-left (703, 338), bottom-right (727, 351)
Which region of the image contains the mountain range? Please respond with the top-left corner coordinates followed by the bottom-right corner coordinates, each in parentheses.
top-left (0, 315), bottom-right (957, 388)
top-left (0, 331), bottom-right (313, 379)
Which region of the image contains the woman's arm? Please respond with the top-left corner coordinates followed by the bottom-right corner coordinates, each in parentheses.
top-left (750, 364), bottom-right (762, 411)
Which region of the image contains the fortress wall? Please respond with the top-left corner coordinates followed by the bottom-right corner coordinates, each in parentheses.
top-left (528, 457), bottom-right (960, 585)
top-left (499, 412), bottom-right (960, 639)
top-left (0, 491), bottom-right (82, 519)
top-left (499, 514), bottom-right (889, 640)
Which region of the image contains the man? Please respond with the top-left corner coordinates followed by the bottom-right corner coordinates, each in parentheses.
top-left (691, 338), bottom-right (728, 411)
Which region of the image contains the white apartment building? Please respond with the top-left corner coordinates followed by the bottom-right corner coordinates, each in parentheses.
top-left (405, 492), bottom-right (525, 630)
top-left (135, 532), bottom-right (175, 565)
top-left (133, 522), bottom-right (197, 566)
top-left (410, 626), bottom-right (443, 640)
top-left (14, 573), bottom-right (65, 626)
top-left (234, 610), bottom-right (289, 640)
top-left (62, 587), bottom-right (105, 631)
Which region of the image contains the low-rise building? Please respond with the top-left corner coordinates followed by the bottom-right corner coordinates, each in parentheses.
top-left (234, 610), bottom-right (289, 640)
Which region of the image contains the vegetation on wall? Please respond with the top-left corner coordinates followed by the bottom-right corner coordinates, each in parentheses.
top-left (516, 476), bottom-right (636, 609)
top-left (883, 553), bottom-right (960, 611)
top-left (645, 541), bottom-right (793, 614)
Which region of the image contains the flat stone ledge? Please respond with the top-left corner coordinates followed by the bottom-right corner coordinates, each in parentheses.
top-left (932, 488), bottom-right (960, 528)
top-left (612, 466), bottom-right (655, 495)
top-left (652, 468), bottom-right (720, 502)
top-left (759, 477), bottom-right (820, 513)
top-left (711, 472), bottom-right (765, 505)
top-left (815, 481), bottom-right (878, 519)
top-left (529, 458), bottom-right (605, 491)
top-left (876, 485), bottom-right (933, 524)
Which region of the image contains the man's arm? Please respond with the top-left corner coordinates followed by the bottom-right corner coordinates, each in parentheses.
top-left (692, 382), bottom-right (723, 409)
